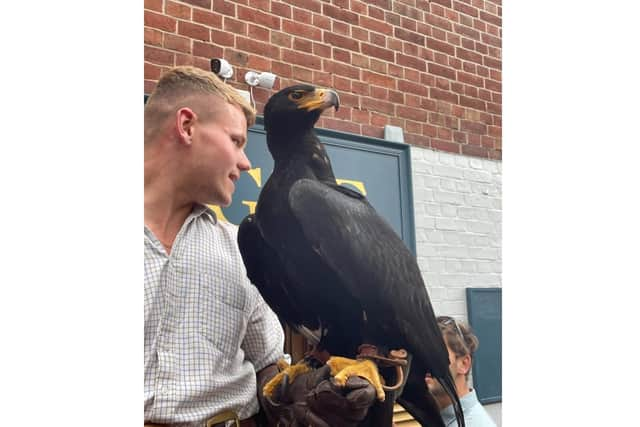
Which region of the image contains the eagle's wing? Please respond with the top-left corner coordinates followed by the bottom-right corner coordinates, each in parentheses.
top-left (238, 214), bottom-right (318, 340)
top-left (288, 179), bottom-right (447, 369)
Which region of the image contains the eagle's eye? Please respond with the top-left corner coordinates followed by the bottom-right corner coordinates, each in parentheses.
top-left (289, 91), bottom-right (304, 101)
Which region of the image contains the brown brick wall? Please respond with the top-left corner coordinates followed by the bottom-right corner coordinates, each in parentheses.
top-left (144, 0), bottom-right (502, 159)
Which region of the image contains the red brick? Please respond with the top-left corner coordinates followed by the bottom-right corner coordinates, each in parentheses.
top-left (311, 70), bottom-right (332, 87)
top-left (368, 5), bottom-right (385, 20)
top-left (398, 79), bottom-right (428, 97)
top-left (457, 70), bottom-right (483, 87)
top-left (395, 27), bottom-right (424, 45)
top-left (430, 87), bottom-right (458, 104)
top-left (430, 0), bottom-right (452, 7)
top-left (361, 96), bottom-right (394, 115)
top-left (248, 0), bottom-right (270, 10)
top-left (431, 139), bottom-right (460, 154)
top-left (292, 8), bottom-right (312, 24)
top-left (224, 17), bottom-right (247, 35)
top-left (182, 0), bottom-right (212, 9)
top-left (351, 81), bottom-right (370, 96)
top-left (397, 105), bottom-right (427, 121)
top-left (192, 41), bottom-right (222, 58)
top-left (286, 0), bottom-right (321, 13)
top-left (166, 1), bottom-right (191, 19)
top-left (271, 31), bottom-right (292, 48)
top-left (272, 61), bottom-right (292, 78)
top-left (239, 37), bottom-right (280, 58)
top-left (292, 66), bottom-right (313, 83)
top-left (213, 0), bottom-right (235, 16)
top-left (324, 32), bottom-right (360, 52)
top-left (333, 48), bottom-right (351, 63)
top-left (193, 9), bottom-right (222, 27)
top-left (396, 53), bottom-right (425, 71)
top-left (144, 11), bottom-right (176, 32)
top-left (324, 60), bottom-right (361, 80)
top-left (248, 24), bottom-right (270, 42)
top-left (332, 21), bottom-right (350, 36)
top-left (360, 16), bottom-right (393, 34)
top-left (460, 95), bottom-right (485, 111)
top-left (370, 33), bottom-right (387, 49)
top-left (485, 78), bottom-right (501, 93)
top-left (145, 46), bottom-right (175, 66)
top-left (461, 144), bottom-right (489, 157)
top-left (361, 43), bottom-right (394, 62)
top-left (144, 0), bottom-right (162, 12)
top-left (324, 117), bottom-right (360, 134)
top-left (293, 37), bottom-right (313, 53)
top-left (480, 10), bottom-right (501, 26)
top-left (453, 0), bottom-right (478, 17)
top-left (238, 6), bottom-right (281, 29)
top-left (351, 53), bottom-right (369, 68)
top-left (426, 13), bottom-right (452, 31)
top-left (313, 42), bottom-right (331, 58)
top-left (428, 63), bottom-right (456, 80)
top-left (144, 62), bottom-right (163, 80)
top-left (283, 20), bottom-right (321, 39)
top-left (484, 56), bottom-right (501, 69)
top-left (323, 3), bottom-right (360, 24)
top-left (144, 28), bottom-right (163, 47)
top-left (271, 2), bottom-right (292, 18)
top-left (179, 21), bottom-right (210, 42)
top-left (283, 49), bottom-right (321, 69)
top-left (312, 13), bottom-right (330, 30)
top-left (227, 49), bottom-right (249, 66)
top-left (426, 37), bottom-right (455, 56)
top-left (164, 33), bottom-right (191, 53)
top-left (454, 23), bottom-right (480, 40)
top-left (385, 11), bottom-right (401, 26)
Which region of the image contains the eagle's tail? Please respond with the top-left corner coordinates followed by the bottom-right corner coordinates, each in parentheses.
top-left (436, 371), bottom-right (465, 427)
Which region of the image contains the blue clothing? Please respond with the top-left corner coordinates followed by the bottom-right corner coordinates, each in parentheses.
top-left (441, 389), bottom-right (497, 427)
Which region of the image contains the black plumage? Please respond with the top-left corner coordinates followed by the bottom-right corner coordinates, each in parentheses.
top-left (238, 85), bottom-right (464, 427)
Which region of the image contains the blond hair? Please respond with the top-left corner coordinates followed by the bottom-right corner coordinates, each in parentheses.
top-left (145, 65), bottom-right (256, 142)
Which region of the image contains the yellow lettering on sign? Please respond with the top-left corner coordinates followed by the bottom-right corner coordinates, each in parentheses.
top-left (210, 175), bottom-right (367, 225)
top-left (247, 167), bottom-right (262, 187)
top-left (336, 179), bottom-right (367, 196)
top-left (207, 205), bottom-right (229, 222)
top-left (242, 200), bottom-right (257, 215)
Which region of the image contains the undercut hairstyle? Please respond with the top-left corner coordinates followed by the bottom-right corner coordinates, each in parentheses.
top-left (144, 65), bottom-right (256, 143)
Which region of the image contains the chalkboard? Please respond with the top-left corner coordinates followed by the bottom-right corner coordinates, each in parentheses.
top-left (466, 287), bottom-right (502, 404)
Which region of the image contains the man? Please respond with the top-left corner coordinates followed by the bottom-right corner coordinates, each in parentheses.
top-left (425, 316), bottom-right (497, 427)
top-left (144, 66), bottom-right (375, 427)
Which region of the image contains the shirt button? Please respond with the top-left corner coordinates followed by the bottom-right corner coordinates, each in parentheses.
top-left (161, 386), bottom-right (169, 395)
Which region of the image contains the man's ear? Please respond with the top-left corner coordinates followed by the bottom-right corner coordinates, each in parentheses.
top-left (456, 354), bottom-right (472, 376)
top-left (176, 107), bottom-right (196, 145)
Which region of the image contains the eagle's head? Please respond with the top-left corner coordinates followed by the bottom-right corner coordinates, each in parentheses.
top-left (263, 85), bottom-right (340, 134)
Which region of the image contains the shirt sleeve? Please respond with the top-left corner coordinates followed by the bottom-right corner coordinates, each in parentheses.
top-left (241, 283), bottom-right (285, 372)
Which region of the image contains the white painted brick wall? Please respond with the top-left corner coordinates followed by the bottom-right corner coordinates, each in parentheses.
top-left (411, 147), bottom-right (502, 318)
top-left (411, 147), bottom-right (502, 425)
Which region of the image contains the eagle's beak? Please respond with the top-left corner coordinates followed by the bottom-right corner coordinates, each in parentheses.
top-left (299, 88), bottom-right (340, 112)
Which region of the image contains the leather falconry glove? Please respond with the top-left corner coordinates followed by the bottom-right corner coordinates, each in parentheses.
top-left (258, 362), bottom-right (377, 427)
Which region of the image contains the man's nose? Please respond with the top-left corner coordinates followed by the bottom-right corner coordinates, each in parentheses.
top-left (238, 150), bottom-right (251, 171)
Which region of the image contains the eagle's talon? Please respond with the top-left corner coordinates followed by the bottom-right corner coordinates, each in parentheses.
top-left (327, 356), bottom-right (386, 401)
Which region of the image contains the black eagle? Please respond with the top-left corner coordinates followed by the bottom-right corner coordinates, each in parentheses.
top-left (238, 85), bottom-right (464, 427)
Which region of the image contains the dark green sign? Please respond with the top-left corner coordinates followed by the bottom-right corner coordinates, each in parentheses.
top-left (214, 118), bottom-right (417, 255)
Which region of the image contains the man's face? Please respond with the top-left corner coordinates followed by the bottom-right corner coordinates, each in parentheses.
top-left (426, 346), bottom-right (458, 401)
top-left (188, 102), bottom-right (251, 207)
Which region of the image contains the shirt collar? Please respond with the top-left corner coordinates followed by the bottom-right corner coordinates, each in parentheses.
top-left (192, 203), bottom-right (218, 224)
top-left (440, 389), bottom-right (481, 425)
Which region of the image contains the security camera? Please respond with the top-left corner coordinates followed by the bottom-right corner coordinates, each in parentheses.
top-left (245, 71), bottom-right (277, 89)
top-left (210, 58), bottom-right (233, 79)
